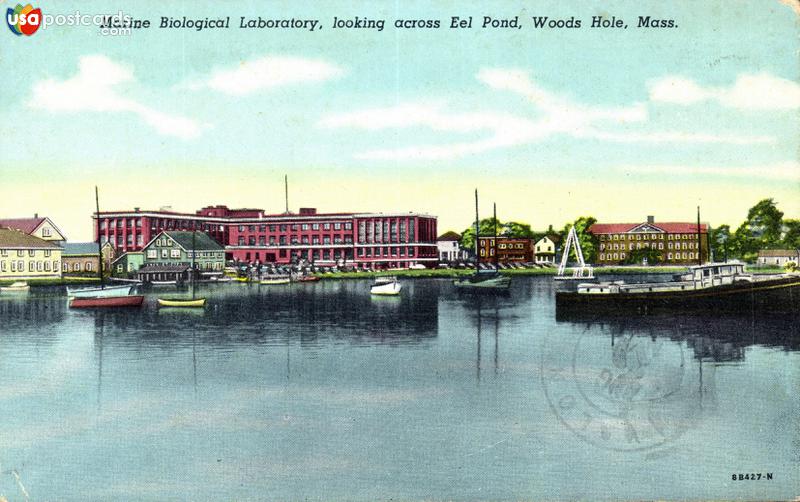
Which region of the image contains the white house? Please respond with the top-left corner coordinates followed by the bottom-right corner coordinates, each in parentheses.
top-left (757, 249), bottom-right (799, 267)
top-left (534, 235), bottom-right (558, 264)
top-left (437, 231), bottom-right (465, 262)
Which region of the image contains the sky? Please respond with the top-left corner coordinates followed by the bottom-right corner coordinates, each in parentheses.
top-left (0, 0), bottom-right (798, 241)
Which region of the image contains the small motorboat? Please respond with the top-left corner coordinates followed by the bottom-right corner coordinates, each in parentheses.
top-left (260, 276), bottom-right (291, 285)
top-left (297, 275), bottom-right (320, 283)
top-left (0, 281), bottom-right (30, 293)
top-left (370, 276), bottom-right (402, 296)
top-left (157, 298), bottom-right (207, 308)
top-left (69, 295), bottom-right (145, 308)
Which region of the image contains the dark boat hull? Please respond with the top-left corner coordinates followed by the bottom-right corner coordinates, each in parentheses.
top-left (556, 275), bottom-right (800, 314)
top-left (69, 295), bottom-right (145, 308)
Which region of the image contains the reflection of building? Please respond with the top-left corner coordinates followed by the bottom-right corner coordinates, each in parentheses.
top-left (757, 249), bottom-right (799, 267)
top-left (534, 235), bottom-right (559, 264)
top-left (478, 237), bottom-right (533, 263)
top-left (590, 216), bottom-right (709, 265)
top-left (437, 231), bottom-right (464, 262)
top-left (111, 251), bottom-right (143, 278)
top-left (62, 242), bottom-right (115, 275)
top-left (0, 215), bottom-right (66, 246)
top-left (94, 205), bottom-right (438, 269)
top-left (138, 231), bottom-right (224, 282)
top-left (0, 228), bottom-right (62, 279)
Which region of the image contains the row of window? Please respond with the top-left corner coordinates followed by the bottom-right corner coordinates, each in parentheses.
top-left (101, 235), bottom-right (144, 247)
top-left (63, 262), bottom-right (93, 272)
top-left (100, 218), bottom-right (143, 230)
top-left (238, 222), bottom-right (352, 233)
top-left (357, 220), bottom-right (415, 244)
top-left (600, 233), bottom-right (699, 241)
top-left (0, 249), bottom-right (53, 257)
top-left (601, 242), bottom-right (698, 251)
top-left (237, 235), bottom-right (353, 246)
top-left (0, 260), bottom-right (60, 273)
top-left (599, 252), bottom-right (700, 261)
top-left (357, 247), bottom-right (416, 258)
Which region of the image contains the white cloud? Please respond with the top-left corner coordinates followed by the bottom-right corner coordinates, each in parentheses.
top-left (617, 161), bottom-right (799, 182)
top-left (191, 56), bottom-right (344, 96)
top-left (321, 69), bottom-right (773, 161)
top-left (648, 73), bottom-right (800, 110)
top-left (29, 55), bottom-right (208, 139)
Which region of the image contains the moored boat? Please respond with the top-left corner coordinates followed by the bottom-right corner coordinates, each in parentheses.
top-left (370, 276), bottom-right (402, 295)
top-left (555, 262), bottom-right (800, 313)
top-left (69, 187), bottom-right (144, 309)
top-left (453, 190), bottom-right (511, 292)
top-left (454, 269), bottom-right (511, 290)
top-left (297, 275), bottom-right (320, 283)
top-left (0, 281), bottom-right (30, 293)
top-left (157, 297), bottom-right (207, 308)
top-left (67, 284), bottom-right (133, 298)
top-left (260, 276), bottom-right (291, 285)
top-left (70, 294), bottom-right (145, 308)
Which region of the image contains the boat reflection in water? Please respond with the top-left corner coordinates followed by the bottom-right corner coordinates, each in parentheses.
top-left (555, 309), bottom-right (799, 362)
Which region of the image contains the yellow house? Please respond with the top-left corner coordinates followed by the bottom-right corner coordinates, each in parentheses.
top-left (0, 227), bottom-right (62, 279)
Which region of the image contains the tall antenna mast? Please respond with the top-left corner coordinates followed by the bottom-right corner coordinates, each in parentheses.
top-left (697, 206), bottom-right (702, 265)
top-left (284, 174), bottom-right (289, 213)
top-left (95, 186), bottom-right (105, 289)
top-left (474, 189), bottom-right (480, 264)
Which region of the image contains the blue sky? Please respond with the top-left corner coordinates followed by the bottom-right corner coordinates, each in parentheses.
top-left (1, 0), bottom-right (798, 240)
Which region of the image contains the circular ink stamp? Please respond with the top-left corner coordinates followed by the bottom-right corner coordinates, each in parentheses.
top-left (541, 324), bottom-right (714, 452)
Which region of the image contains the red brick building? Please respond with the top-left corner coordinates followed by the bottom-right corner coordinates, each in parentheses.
top-left (477, 237), bottom-right (534, 264)
top-left (94, 205), bottom-right (437, 269)
top-left (589, 217), bottom-right (709, 265)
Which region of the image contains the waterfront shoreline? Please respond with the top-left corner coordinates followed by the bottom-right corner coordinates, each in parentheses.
top-left (1, 266), bottom-right (785, 287)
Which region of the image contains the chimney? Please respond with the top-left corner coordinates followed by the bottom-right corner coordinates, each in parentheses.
top-left (34, 213), bottom-right (38, 219)
top-left (134, 207), bottom-right (140, 212)
top-left (647, 215), bottom-right (654, 224)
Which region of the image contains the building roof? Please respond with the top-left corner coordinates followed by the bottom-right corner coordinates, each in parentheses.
top-left (437, 231), bottom-right (461, 241)
top-left (589, 222), bottom-right (709, 234)
top-left (758, 249), bottom-right (799, 257)
top-left (138, 264), bottom-right (192, 273)
top-left (0, 228), bottom-right (60, 248)
top-left (0, 217), bottom-right (46, 234)
top-left (163, 231), bottom-right (224, 251)
top-left (63, 242), bottom-right (99, 255)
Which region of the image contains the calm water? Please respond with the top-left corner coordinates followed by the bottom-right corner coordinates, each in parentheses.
top-left (0, 276), bottom-right (797, 501)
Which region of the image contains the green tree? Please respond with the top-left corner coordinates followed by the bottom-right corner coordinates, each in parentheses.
top-left (709, 224), bottom-right (731, 262)
top-left (745, 198), bottom-right (784, 246)
top-left (624, 247), bottom-right (663, 265)
top-left (501, 221), bottom-right (535, 239)
top-left (561, 216), bottom-right (598, 263)
top-left (782, 219), bottom-right (800, 249)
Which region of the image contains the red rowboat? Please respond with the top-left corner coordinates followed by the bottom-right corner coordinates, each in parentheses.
top-left (69, 295), bottom-right (145, 308)
top-left (298, 276), bottom-right (320, 282)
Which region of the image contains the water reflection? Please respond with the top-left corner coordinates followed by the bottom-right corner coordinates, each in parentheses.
top-left (71, 280), bottom-right (440, 351)
top-left (555, 310), bottom-right (799, 362)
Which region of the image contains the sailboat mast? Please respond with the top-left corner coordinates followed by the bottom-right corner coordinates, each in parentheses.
top-left (697, 206), bottom-right (702, 265)
top-left (95, 186), bottom-right (105, 289)
top-left (191, 230), bottom-right (196, 298)
top-left (474, 189), bottom-right (480, 264)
